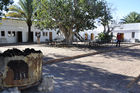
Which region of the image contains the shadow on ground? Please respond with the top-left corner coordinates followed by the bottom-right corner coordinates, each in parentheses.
top-left (22, 62), bottom-right (140, 93)
top-left (43, 44), bottom-right (140, 62)
top-left (101, 47), bottom-right (140, 61)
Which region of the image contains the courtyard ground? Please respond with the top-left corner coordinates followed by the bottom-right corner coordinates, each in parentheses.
top-left (0, 43), bottom-right (140, 93)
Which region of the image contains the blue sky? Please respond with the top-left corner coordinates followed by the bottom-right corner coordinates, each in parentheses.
top-left (14, 0), bottom-right (140, 21)
top-left (106, 0), bottom-right (140, 21)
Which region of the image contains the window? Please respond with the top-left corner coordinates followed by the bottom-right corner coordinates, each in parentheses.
top-left (1, 31), bottom-right (5, 37)
top-left (35, 32), bottom-right (41, 37)
top-left (46, 32), bottom-right (48, 36)
top-left (35, 32), bottom-right (38, 36)
top-left (43, 32), bottom-right (45, 36)
top-left (8, 31), bottom-right (11, 37)
top-left (132, 32), bottom-right (135, 38)
top-left (12, 31), bottom-right (15, 37)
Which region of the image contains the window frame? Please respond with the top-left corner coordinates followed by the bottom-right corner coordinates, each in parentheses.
top-left (46, 32), bottom-right (48, 36)
top-left (8, 31), bottom-right (11, 37)
top-left (1, 31), bottom-right (5, 37)
top-left (12, 31), bottom-right (15, 37)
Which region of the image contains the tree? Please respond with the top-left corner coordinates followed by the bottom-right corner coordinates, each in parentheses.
top-left (0, 0), bottom-right (13, 16)
top-left (121, 12), bottom-right (140, 23)
top-left (100, 1), bottom-right (113, 34)
top-left (35, 0), bottom-right (106, 44)
top-left (6, 0), bottom-right (35, 42)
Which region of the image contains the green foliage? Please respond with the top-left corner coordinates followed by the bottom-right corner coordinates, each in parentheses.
top-left (7, 0), bottom-right (36, 42)
top-left (97, 32), bottom-right (112, 43)
top-left (121, 12), bottom-right (140, 23)
top-left (7, 0), bottom-right (35, 23)
top-left (34, 0), bottom-right (107, 43)
top-left (0, 0), bottom-right (13, 15)
top-left (0, 0), bottom-right (13, 10)
top-left (100, 2), bottom-right (112, 26)
top-left (99, 1), bottom-right (113, 33)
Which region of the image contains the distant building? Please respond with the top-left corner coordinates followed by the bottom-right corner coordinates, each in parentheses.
top-left (0, 18), bottom-right (140, 44)
top-left (73, 25), bottom-right (104, 41)
top-left (0, 18), bottom-right (59, 43)
top-left (112, 23), bottom-right (140, 43)
top-left (76, 23), bottom-right (140, 43)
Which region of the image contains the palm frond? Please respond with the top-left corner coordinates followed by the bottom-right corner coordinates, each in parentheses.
top-left (121, 12), bottom-right (140, 23)
top-left (6, 12), bottom-right (22, 18)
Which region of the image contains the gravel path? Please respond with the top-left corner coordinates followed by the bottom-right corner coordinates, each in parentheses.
top-left (0, 43), bottom-right (140, 93)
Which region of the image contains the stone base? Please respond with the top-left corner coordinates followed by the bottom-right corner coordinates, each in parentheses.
top-left (38, 75), bottom-right (54, 92)
top-left (1, 87), bottom-right (21, 93)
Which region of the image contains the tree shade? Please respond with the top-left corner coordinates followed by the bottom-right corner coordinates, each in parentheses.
top-left (34, 0), bottom-right (108, 44)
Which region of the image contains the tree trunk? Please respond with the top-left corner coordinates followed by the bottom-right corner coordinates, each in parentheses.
top-left (74, 32), bottom-right (84, 42)
top-left (107, 24), bottom-right (111, 34)
top-left (28, 25), bottom-right (32, 42)
top-left (27, 20), bottom-right (32, 42)
top-left (59, 25), bottom-right (73, 45)
top-left (103, 25), bottom-right (106, 33)
top-left (65, 31), bottom-right (73, 44)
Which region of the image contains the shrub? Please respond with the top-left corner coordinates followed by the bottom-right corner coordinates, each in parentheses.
top-left (97, 32), bottom-right (113, 43)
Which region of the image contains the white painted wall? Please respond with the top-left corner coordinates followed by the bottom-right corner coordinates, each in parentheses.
top-left (78, 25), bottom-right (104, 41)
top-left (33, 29), bottom-right (58, 43)
top-left (1, 18), bottom-right (140, 43)
top-left (0, 18), bottom-right (59, 43)
top-left (112, 23), bottom-right (140, 42)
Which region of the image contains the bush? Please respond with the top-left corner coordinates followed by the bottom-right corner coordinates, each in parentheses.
top-left (97, 32), bottom-right (113, 43)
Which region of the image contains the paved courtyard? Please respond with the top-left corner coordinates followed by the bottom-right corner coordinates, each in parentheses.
top-left (0, 43), bottom-right (140, 93)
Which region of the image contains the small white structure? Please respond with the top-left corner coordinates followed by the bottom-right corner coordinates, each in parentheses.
top-left (112, 23), bottom-right (140, 43)
top-left (0, 18), bottom-right (59, 43)
top-left (75, 25), bottom-right (104, 41)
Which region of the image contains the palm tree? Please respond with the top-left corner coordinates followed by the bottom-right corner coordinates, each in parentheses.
top-left (6, 0), bottom-right (35, 42)
top-left (121, 12), bottom-right (140, 23)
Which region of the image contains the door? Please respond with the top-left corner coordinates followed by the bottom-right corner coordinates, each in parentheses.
top-left (85, 33), bottom-right (88, 40)
top-left (120, 33), bottom-right (124, 41)
top-left (91, 33), bottom-right (94, 40)
top-left (17, 31), bottom-right (22, 43)
top-left (49, 32), bottom-right (52, 41)
top-left (132, 32), bottom-right (135, 38)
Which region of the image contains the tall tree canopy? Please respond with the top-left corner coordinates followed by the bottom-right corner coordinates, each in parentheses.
top-left (99, 1), bottom-right (112, 33)
top-left (6, 0), bottom-right (36, 42)
top-left (0, 0), bottom-right (13, 16)
top-left (35, 0), bottom-right (107, 44)
top-left (121, 12), bottom-right (140, 23)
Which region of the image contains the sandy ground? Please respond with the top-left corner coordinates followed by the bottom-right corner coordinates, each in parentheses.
top-left (0, 44), bottom-right (97, 60)
top-left (0, 43), bottom-right (140, 93)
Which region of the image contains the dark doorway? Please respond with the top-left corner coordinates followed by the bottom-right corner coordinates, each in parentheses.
top-left (49, 32), bottom-right (52, 41)
top-left (7, 60), bottom-right (28, 80)
top-left (30, 32), bottom-right (34, 42)
top-left (17, 31), bottom-right (22, 43)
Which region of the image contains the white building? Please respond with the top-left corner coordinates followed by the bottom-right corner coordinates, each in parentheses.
top-left (0, 18), bottom-right (59, 43)
top-left (1, 18), bottom-right (140, 44)
top-left (76, 25), bottom-right (104, 41)
top-left (77, 23), bottom-right (140, 43)
top-left (112, 23), bottom-right (140, 43)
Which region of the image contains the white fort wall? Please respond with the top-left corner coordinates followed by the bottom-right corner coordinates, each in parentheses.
top-left (0, 18), bottom-right (59, 43)
top-left (112, 23), bottom-right (140, 42)
top-left (1, 18), bottom-right (140, 43)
